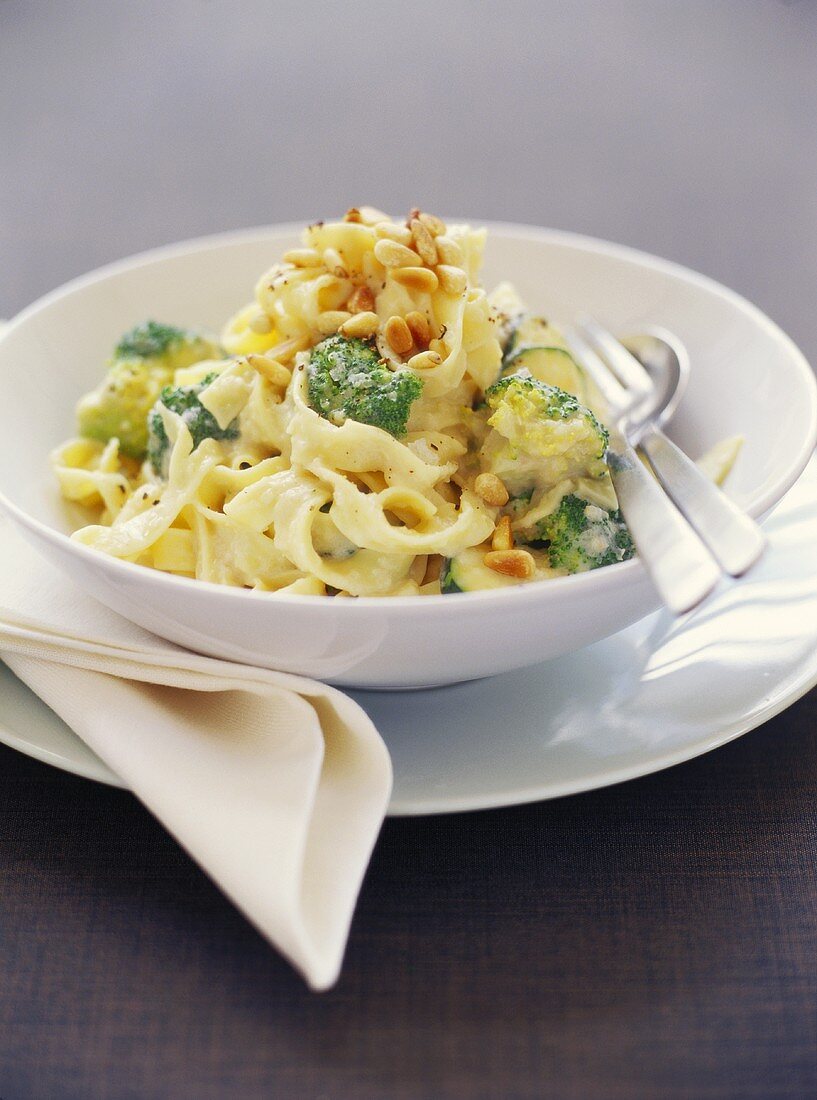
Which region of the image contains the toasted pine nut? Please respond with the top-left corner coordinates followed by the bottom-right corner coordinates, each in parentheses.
top-left (434, 235), bottom-right (464, 266)
top-left (316, 310), bottom-right (352, 335)
top-left (406, 350), bottom-right (443, 370)
top-left (417, 211), bottom-right (447, 237)
top-left (344, 207), bottom-right (362, 223)
top-left (264, 334), bottom-right (311, 362)
top-left (410, 218), bottom-right (438, 265)
top-left (436, 263), bottom-right (467, 295)
top-left (405, 310), bottom-right (431, 346)
top-left (340, 311), bottom-right (380, 339)
top-left (282, 247), bottom-right (323, 268)
top-left (358, 205), bottom-right (388, 226)
top-left (347, 285), bottom-right (376, 313)
top-left (374, 221), bottom-right (414, 247)
top-left (246, 355), bottom-right (292, 387)
top-left (391, 266), bottom-right (439, 292)
top-left (484, 548), bottom-right (534, 579)
top-left (248, 311), bottom-right (273, 335)
top-left (384, 315), bottom-right (414, 356)
top-left (491, 515), bottom-right (514, 551)
top-left (475, 472), bottom-right (510, 507)
top-left (322, 247), bottom-right (348, 278)
top-left (374, 238), bottom-right (424, 268)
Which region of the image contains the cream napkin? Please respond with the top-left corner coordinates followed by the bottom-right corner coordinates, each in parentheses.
top-left (0, 518), bottom-right (392, 990)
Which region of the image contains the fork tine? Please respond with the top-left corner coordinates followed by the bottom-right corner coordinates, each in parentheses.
top-left (578, 315), bottom-right (653, 398)
top-left (564, 326), bottom-right (631, 412)
top-left (577, 316), bottom-right (766, 578)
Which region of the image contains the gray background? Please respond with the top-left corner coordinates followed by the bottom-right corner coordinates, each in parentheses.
top-left (2, 0), bottom-right (816, 374)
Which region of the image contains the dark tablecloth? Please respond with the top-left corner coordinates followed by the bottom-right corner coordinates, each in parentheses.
top-left (0, 699), bottom-right (815, 1098)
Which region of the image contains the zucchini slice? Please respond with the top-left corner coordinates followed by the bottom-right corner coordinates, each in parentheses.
top-left (505, 314), bottom-right (570, 360)
top-left (503, 345), bottom-right (587, 402)
top-left (440, 547), bottom-right (525, 593)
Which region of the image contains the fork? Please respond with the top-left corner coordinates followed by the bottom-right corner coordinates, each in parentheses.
top-left (565, 318), bottom-right (766, 612)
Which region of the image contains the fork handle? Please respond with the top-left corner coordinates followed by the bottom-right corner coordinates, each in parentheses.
top-left (638, 426), bottom-right (766, 576)
top-left (607, 436), bottom-right (721, 613)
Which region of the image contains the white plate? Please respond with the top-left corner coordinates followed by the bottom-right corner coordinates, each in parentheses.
top-left (2, 457), bottom-right (816, 815)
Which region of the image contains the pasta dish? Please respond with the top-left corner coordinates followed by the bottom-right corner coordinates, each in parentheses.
top-left (53, 207), bottom-right (637, 596)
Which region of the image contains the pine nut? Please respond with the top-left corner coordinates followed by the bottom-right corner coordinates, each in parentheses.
top-left (491, 515), bottom-right (514, 551)
top-left (390, 266), bottom-right (439, 292)
top-left (323, 247), bottom-right (348, 278)
top-left (340, 311), bottom-right (380, 339)
top-left (406, 350), bottom-right (443, 370)
top-left (405, 310), bottom-right (431, 346)
top-left (316, 310), bottom-right (352, 335)
top-left (475, 472), bottom-right (510, 507)
top-left (265, 334), bottom-right (311, 362)
top-left (282, 248), bottom-right (323, 268)
top-left (246, 355), bottom-right (292, 387)
top-left (344, 207), bottom-right (362, 223)
top-left (347, 285), bottom-right (375, 313)
top-left (436, 264), bottom-right (467, 295)
top-left (374, 238), bottom-right (424, 268)
top-left (384, 315), bottom-right (414, 356)
top-left (410, 218), bottom-right (438, 266)
top-left (484, 549), bottom-right (534, 578)
top-left (358, 205), bottom-right (388, 226)
top-left (428, 337), bottom-right (447, 356)
top-left (374, 221), bottom-right (414, 247)
top-left (434, 235), bottom-right (464, 266)
top-left (248, 311), bottom-right (273, 335)
top-left (417, 211), bottom-right (447, 237)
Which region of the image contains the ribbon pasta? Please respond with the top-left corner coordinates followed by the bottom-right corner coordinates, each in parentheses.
top-left (51, 209), bottom-right (540, 597)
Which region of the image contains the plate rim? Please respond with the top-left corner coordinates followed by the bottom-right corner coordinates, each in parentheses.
top-left (388, 657), bottom-right (817, 815)
top-left (3, 634), bottom-right (817, 815)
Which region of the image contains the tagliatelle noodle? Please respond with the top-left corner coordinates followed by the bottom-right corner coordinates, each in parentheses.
top-left (53, 210), bottom-right (617, 596)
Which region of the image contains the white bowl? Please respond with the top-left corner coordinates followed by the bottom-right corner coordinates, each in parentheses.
top-left (1, 223), bottom-right (815, 689)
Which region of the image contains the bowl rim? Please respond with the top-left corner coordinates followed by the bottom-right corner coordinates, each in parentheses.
top-left (1, 219), bottom-right (815, 613)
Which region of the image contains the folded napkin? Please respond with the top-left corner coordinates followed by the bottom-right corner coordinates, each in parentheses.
top-left (0, 519), bottom-right (392, 990)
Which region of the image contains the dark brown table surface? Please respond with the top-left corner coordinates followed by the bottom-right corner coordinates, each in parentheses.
top-left (1, 706), bottom-right (816, 1099)
top-left (2, 3), bottom-right (816, 1097)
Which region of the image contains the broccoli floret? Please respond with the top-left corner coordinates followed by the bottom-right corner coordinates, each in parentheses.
top-left (485, 373), bottom-right (607, 444)
top-left (306, 334), bottom-right (423, 437)
top-left (481, 373), bottom-right (609, 495)
top-left (526, 494), bottom-right (634, 573)
top-left (115, 321), bottom-right (188, 360)
top-left (77, 321), bottom-right (223, 457)
top-left (77, 359), bottom-right (168, 459)
top-left (76, 321), bottom-right (223, 458)
top-left (147, 373), bottom-right (239, 477)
